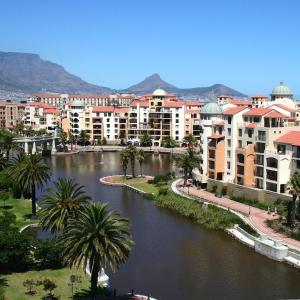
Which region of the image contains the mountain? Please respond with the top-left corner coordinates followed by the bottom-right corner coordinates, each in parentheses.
top-left (0, 51), bottom-right (246, 99)
top-left (123, 73), bottom-right (246, 98)
top-left (0, 51), bottom-right (112, 95)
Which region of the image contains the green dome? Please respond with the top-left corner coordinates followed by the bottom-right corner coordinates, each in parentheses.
top-left (271, 82), bottom-right (293, 95)
top-left (201, 102), bottom-right (223, 114)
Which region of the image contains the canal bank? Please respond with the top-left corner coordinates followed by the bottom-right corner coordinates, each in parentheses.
top-left (44, 152), bottom-right (300, 300)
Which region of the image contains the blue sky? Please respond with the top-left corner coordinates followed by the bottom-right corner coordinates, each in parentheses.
top-left (1, 0), bottom-right (300, 95)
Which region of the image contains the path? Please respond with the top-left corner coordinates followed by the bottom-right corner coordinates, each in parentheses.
top-left (175, 179), bottom-right (300, 250)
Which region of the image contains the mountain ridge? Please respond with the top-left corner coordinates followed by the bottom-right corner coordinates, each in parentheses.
top-left (0, 51), bottom-right (247, 98)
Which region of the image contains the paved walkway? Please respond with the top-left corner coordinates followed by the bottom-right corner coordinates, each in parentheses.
top-left (176, 179), bottom-right (300, 250)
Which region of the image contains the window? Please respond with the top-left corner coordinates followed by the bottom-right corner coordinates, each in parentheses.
top-left (176, 119), bottom-right (179, 123)
top-left (227, 150), bottom-right (231, 157)
top-left (238, 140), bottom-right (242, 148)
top-left (227, 128), bottom-right (231, 135)
top-left (227, 116), bottom-right (232, 124)
top-left (175, 130), bottom-right (179, 134)
top-left (277, 144), bottom-right (286, 154)
top-left (258, 131), bottom-right (266, 141)
top-left (176, 113), bottom-right (179, 118)
top-left (238, 129), bottom-right (242, 137)
top-left (227, 162), bottom-right (231, 169)
top-left (227, 139), bottom-right (231, 147)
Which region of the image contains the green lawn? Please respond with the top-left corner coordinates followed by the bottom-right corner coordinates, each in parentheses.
top-left (4, 268), bottom-right (90, 300)
top-left (0, 197), bottom-right (37, 229)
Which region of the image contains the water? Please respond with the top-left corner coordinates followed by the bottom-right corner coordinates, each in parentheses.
top-left (38, 152), bottom-right (300, 300)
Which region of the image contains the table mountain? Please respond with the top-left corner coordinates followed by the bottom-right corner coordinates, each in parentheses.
top-left (124, 73), bottom-right (246, 98)
top-left (0, 51), bottom-right (246, 98)
top-left (0, 51), bottom-right (112, 94)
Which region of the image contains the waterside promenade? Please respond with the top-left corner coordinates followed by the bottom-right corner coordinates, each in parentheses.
top-left (175, 179), bottom-right (300, 250)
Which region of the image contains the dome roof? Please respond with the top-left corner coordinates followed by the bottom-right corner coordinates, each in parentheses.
top-left (153, 88), bottom-right (167, 97)
top-left (271, 82), bottom-right (293, 95)
top-left (202, 101), bottom-right (223, 114)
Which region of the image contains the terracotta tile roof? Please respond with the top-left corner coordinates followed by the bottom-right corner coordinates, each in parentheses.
top-left (228, 99), bottom-right (252, 106)
top-left (243, 108), bottom-right (272, 116)
top-left (44, 108), bottom-right (59, 114)
top-left (27, 102), bottom-right (56, 109)
top-left (270, 104), bottom-right (295, 113)
top-left (184, 101), bottom-right (204, 106)
top-left (246, 122), bottom-right (256, 129)
top-left (213, 121), bottom-right (225, 126)
top-left (275, 131), bottom-right (300, 147)
top-left (130, 100), bottom-right (149, 107)
top-left (223, 106), bottom-right (248, 115)
top-left (69, 94), bottom-right (110, 99)
top-left (115, 107), bottom-right (129, 113)
top-left (164, 101), bottom-right (184, 108)
top-left (264, 110), bottom-right (289, 118)
top-left (251, 95), bottom-right (268, 99)
top-left (93, 106), bottom-right (115, 113)
top-left (208, 134), bottom-right (225, 139)
top-left (185, 109), bottom-right (199, 114)
top-left (31, 93), bottom-right (61, 98)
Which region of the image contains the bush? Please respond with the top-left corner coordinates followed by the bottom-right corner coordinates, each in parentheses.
top-left (221, 186), bottom-right (227, 196)
top-left (153, 173), bottom-right (173, 184)
top-left (102, 137), bottom-right (107, 145)
top-left (34, 239), bottom-right (65, 270)
top-left (210, 184), bottom-right (217, 193)
top-left (158, 187), bottom-right (169, 195)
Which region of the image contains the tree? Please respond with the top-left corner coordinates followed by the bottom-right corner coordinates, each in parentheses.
top-left (0, 130), bottom-right (17, 157)
top-left (42, 278), bottom-right (57, 300)
top-left (60, 131), bottom-right (68, 148)
top-left (287, 172), bottom-right (300, 227)
top-left (57, 203), bottom-right (133, 296)
top-left (137, 149), bottom-right (145, 176)
top-left (23, 279), bottom-right (39, 295)
top-left (162, 136), bottom-right (177, 148)
top-left (79, 130), bottom-right (90, 145)
top-left (0, 154), bottom-right (7, 171)
top-left (176, 149), bottom-right (200, 186)
top-left (182, 134), bottom-right (198, 148)
top-left (39, 178), bottom-right (91, 233)
top-left (120, 150), bottom-right (129, 180)
top-left (126, 145), bottom-right (137, 178)
top-left (140, 133), bottom-right (152, 147)
top-left (16, 154), bottom-right (51, 217)
top-left (68, 131), bottom-right (77, 151)
top-left (15, 121), bottom-right (25, 136)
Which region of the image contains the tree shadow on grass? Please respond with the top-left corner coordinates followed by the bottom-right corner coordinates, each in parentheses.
top-left (0, 205), bottom-right (13, 210)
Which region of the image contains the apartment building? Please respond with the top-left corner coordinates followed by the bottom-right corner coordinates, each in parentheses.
top-left (196, 82), bottom-right (300, 197)
top-left (30, 93), bottom-right (135, 109)
top-left (127, 89), bottom-right (202, 146)
top-left (0, 101), bottom-right (26, 129)
top-left (24, 102), bottom-right (59, 132)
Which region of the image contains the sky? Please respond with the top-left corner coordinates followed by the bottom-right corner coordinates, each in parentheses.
top-left (1, 0), bottom-right (300, 95)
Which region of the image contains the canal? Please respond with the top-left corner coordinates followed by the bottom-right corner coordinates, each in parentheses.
top-left (41, 152), bottom-right (300, 300)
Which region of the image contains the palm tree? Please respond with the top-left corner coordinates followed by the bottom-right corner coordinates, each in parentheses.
top-left (120, 150), bottom-right (129, 181)
top-left (0, 130), bottom-right (17, 157)
top-left (0, 154), bottom-right (7, 171)
top-left (176, 149), bottom-right (199, 186)
top-left (162, 136), bottom-right (177, 148)
top-left (79, 130), bottom-right (90, 145)
top-left (182, 134), bottom-right (198, 148)
top-left (60, 131), bottom-right (68, 150)
top-left (68, 131), bottom-right (77, 151)
top-left (140, 133), bottom-right (152, 147)
top-left (287, 172), bottom-right (300, 227)
top-left (57, 203), bottom-right (133, 296)
top-left (39, 178), bottom-right (91, 233)
top-left (137, 149), bottom-right (145, 176)
top-left (16, 154), bottom-right (51, 217)
top-left (126, 144), bottom-right (137, 178)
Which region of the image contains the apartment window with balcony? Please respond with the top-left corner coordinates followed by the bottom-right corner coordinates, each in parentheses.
top-left (209, 160), bottom-right (215, 169)
top-left (227, 128), bottom-right (231, 135)
top-left (258, 130), bottom-right (266, 141)
top-left (238, 129), bottom-right (242, 137)
top-left (176, 119), bottom-right (179, 123)
top-left (176, 113), bottom-right (179, 118)
top-left (237, 153), bottom-right (245, 164)
top-left (115, 124), bottom-right (118, 128)
top-left (277, 144), bottom-right (286, 154)
top-left (238, 140), bottom-right (242, 148)
top-left (237, 165), bottom-right (244, 175)
top-left (175, 130), bottom-right (179, 134)
top-left (107, 124), bottom-right (110, 128)
top-left (256, 166), bottom-right (264, 177)
top-left (267, 157), bottom-right (278, 168)
top-left (209, 150), bottom-right (215, 159)
top-left (227, 150), bottom-right (231, 157)
top-left (227, 162), bottom-right (231, 170)
top-left (267, 169), bottom-right (277, 181)
top-left (227, 139), bottom-right (231, 147)
top-left (247, 129), bottom-right (253, 138)
top-left (256, 142), bottom-right (265, 153)
top-left (227, 116), bottom-right (232, 125)
top-left (255, 154), bottom-right (264, 165)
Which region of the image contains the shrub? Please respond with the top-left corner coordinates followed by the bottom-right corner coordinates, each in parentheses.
top-left (153, 173), bottom-right (173, 184)
top-left (34, 239), bottom-right (65, 270)
top-left (102, 137), bottom-right (107, 145)
top-left (158, 187), bottom-right (169, 195)
top-left (211, 184), bottom-right (217, 194)
top-left (221, 186), bottom-right (227, 196)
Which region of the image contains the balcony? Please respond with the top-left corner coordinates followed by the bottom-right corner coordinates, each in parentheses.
top-left (255, 166), bottom-right (264, 178)
top-left (255, 154), bottom-right (264, 166)
top-left (266, 170), bottom-right (277, 182)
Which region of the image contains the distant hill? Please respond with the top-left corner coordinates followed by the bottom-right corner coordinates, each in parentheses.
top-left (0, 51), bottom-right (247, 98)
top-left (0, 51), bottom-right (112, 95)
top-left (123, 73), bottom-right (247, 98)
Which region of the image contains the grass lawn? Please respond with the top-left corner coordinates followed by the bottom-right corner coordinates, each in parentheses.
top-left (4, 268), bottom-right (90, 300)
top-left (0, 197), bottom-right (37, 229)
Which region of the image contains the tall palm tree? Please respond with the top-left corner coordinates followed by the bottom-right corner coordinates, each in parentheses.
top-left (68, 131), bottom-right (77, 151)
top-left (137, 149), bottom-right (145, 176)
top-left (140, 133), bottom-right (152, 147)
top-left (182, 134), bottom-right (198, 148)
top-left (57, 203), bottom-right (133, 296)
top-left (126, 145), bottom-right (137, 178)
top-left (176, 149), bottom-right (199, 186)
top-left (39, 178), bottom-right (91, 233)
top-left (120, 150), bottom-right (129, 181)
top-left (162, 136), bottom-right (177, 148)
top-left (287, 172), bottom-right (300, 227)
top-left (0, 130), bottom-right (17, 157)
top-left (0, 154), bottom-right (7, 171)
top-left (79, 130), bottom-right (90, 145)
top-left (16, 154), bottom-right (51, 217)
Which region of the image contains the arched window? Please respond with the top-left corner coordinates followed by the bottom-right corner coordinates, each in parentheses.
top-left (267, 157), bottom-right (278, 168)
